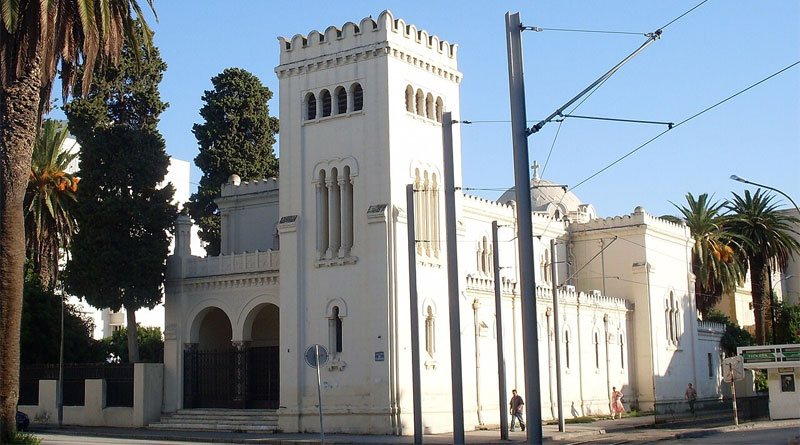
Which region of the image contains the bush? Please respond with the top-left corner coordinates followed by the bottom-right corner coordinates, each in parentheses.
top-left (101, 325), bottom-right (164, 363)
top-left (705, 311), bottom-right (756, 356)
top-left (8, 432), bottom-right (41, 444)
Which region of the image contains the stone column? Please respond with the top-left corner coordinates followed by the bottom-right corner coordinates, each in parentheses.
top-left (316, 182), bottom-right (328, 259)
top-left (340, 175), bottom-right (353, 257)
top-left (432, 185), bottom-right (440, 257)
top-left (232, 341), bottom-right (248, 409)
top-left (328, 176), bottom-right (341, 258)
top-left (422, 176), bottom-right (430, 256)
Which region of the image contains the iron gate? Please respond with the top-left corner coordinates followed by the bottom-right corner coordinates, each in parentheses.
top-left (183, 346), bottom-right (278, 409)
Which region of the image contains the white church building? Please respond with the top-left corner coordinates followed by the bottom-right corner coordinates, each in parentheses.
top-left (162, 11), bottom-right (725, 435)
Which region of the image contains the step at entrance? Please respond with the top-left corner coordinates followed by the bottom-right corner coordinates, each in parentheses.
top-left (148, 408), bottom-right (279, 433)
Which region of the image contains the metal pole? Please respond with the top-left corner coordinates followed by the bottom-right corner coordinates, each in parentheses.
top-left (730, 368), bottom-right (739, 425)
top-left (506, 11), bottom-right (543, 443)
top-left (407, 184), bottom-right (424, 444)
top-left (315, 344), bottom-right (325, 444)
top-left (58, 291), bottom-right (64, 428)
top-left (492, 222), bottom-right (509, 440)
top-left (550, 239), bottom-right (564, 432)
top-left (442, 112), bottom-right (465, 444)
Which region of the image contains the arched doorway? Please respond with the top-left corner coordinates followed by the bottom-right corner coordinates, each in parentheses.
top-left (244, 303), bottom-right (280, 408)
top-left (184, 307), bottom-right (236, 408)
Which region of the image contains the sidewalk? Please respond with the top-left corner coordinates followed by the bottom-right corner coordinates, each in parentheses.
top-left (31, 416), bottom-right (800, 444)
top-left (29, 415), bottom-right (652, 444)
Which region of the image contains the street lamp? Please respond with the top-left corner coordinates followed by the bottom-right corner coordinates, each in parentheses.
top-left (730, 175), bottom-right (800, 214)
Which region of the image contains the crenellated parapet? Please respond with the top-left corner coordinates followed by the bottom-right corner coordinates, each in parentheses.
top-left (535, 284), bottom-right (631, 311)
top-left (697, 320), bottom-right (726, 334)
top-left (220, 177), bottom-right (279, 198)
top-left (569, 205), bottom-right (689, 239)
top-left (465, 274), bottom-right (516, 294)
top-left (276, 10), bottom-right (461, 82)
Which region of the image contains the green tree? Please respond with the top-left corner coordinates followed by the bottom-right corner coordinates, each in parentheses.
top-left (188, 68), bottom-right (279, 256)
top-left (774, 302), bottom-right (800, 344)
top-left (20, 273), bottom-right (106, 365)
top-left (25, 119), bottom-right (80, 289)
top-left (726, 189), bottom-right (800, 344)
top-left (63, 33), bottom-right (175, 365)
top-left (0, 2), bottom-right (154, 439)
top-left (670, 193), bottom-right (746, 318)
top-left (102, 325), bottom-right (164, 363)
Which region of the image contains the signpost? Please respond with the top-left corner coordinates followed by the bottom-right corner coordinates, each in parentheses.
top-left (722, 355), bottom-right (744, 425)
top-left (305, 345), bottom-right (329, 444)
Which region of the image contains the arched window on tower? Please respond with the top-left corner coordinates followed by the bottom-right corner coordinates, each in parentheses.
top-left (565, 330), bottom-right (571, 369)
top-left (415, 89), bottom-right (424, 116)
top-left (305, 92), bottom-right (317, 120)
top-left (426, 93), bottom-right (434, 119)
top-left (619, 334), bottom-right (625, 368)
top-left (435, 97), bottom-right (444, 123)
top-left (335, 86), bottom-right (347, 115)
top-left (351, 83), bottom-right (363, 111)
top-left (406, 85), bottom-right (414, 113)
top-left (321, 89), bottom-right (332, 117)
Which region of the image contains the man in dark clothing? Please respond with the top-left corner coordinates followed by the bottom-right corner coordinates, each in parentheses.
top-left (509, 389), bottom-right (525, 432)
top-left (685, 383), bottom-right (697, 414)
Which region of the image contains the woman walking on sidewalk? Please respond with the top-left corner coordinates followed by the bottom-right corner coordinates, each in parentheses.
top-left (611, 387), bottom-right (625, 420)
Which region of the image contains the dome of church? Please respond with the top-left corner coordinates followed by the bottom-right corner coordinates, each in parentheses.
top-left (497, 162), bottom-right (584, 215)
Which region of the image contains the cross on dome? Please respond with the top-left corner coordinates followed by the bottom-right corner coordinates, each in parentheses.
top-left (531, 160), bottom-right (540, 181)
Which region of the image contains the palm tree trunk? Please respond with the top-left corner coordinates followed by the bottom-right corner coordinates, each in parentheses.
top-left (125, 304), bottom-right (140, 363)
top-left (749, 256), bottom-right (769, 344)
top-left (0, 54), bottom-right (43, 441)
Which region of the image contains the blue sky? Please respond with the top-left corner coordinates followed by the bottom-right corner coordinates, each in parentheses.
top-left (51, 1), bottom-right (799, 218)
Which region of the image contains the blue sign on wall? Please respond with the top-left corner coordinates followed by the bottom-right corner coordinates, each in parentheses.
top-left (375, 351), bottom-right (385, 362)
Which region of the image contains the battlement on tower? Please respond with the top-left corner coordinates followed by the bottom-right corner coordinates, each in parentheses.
top-left (276, 10), bottom-right (458, 72)
top-left (569, 206), bottom-right (689, 238)
top-left (220, 177), bottom-right (279, 198)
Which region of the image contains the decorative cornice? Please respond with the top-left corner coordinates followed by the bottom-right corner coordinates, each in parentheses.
top-left (183, 272), bottom-right (279, 292)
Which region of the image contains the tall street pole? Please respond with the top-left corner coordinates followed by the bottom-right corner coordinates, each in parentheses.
top-left (550, 239), bottom-right (564, 432)
top-left (406, 184), bottom-right (424, 444)
top-left (506, 11), bottom-right (543, 443)
top-left (492, 221), bottom-right (509, 440)
top-left (442, 112), bottom-right (465, 444)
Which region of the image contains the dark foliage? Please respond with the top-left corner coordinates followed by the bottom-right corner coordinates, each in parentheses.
top-left (188, 68), bottom-right (279, 256)
top-left (102, 326), bottom-right (164, 363)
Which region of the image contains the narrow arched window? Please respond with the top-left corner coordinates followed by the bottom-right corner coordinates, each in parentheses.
top-left (481, 236), bottom-right (489, 274)
top-left (415, 89), bottom-right (424, 116)
top-left (565, 330), bottom-right (571, 369)
top-left (426, 93), bottom-right (434, 119)
top-left (406, 86), bottom-right (414, 113)
top-left (321, 89), bottom-right (332, 117)
top-left (352, 83), bottom-right (363, 111)
top-left (335, 86), bottom-right (347, 115)
top-left (620, 334), bottom-right (625, 368)
top-left (305, 92), bottom-right (317, 120)
top-left (435, 97), bottom-right (444, 123)
top-left (425, 306), bottom-right (435, 357)
top-left (594, 332), bottom-right (600, 369)
top-left (331, 306), bottom-right (343, 353)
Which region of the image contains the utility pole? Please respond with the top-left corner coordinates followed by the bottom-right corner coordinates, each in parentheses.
top-left (442, 112), bottom-right (465, 444)
top-left (406, 185), bottom-right (424, 444)
top-left (492, 221), bottom-right (509, 440)
top-left (550, 239), bottom-right (564, 432)
top-left (506, 12), bottom-right (543, 443)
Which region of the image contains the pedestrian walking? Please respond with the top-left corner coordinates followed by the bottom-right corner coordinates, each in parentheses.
top-left (685, 383), bottom-right (697, 415)
top-left (610, 386), bottom-right (625, 420)
top-left (509, 389), bottom-right (525, 432)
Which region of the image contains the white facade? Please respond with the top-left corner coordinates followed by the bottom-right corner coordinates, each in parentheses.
top-left (163, 11), bottom-right (724, 435)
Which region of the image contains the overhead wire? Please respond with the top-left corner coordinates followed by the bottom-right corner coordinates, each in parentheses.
top-left (569, 60), bottom-right (800, 192)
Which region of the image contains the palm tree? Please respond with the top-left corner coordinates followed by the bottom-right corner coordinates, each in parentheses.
top-left (25, 119), bottom-right (80, 289)
top-left (671, 193), bottom-right (746, 318)
top-left (0, 2), bottom-right (154, 439)
top-left (726, 189), bottom-right (800, 344)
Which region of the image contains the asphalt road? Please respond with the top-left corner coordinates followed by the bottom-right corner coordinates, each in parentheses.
top-left (661, 426), bottom-right (800, 444)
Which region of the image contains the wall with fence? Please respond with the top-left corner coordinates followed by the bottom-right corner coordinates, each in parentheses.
top-left (18, 363), bottom-right (163, 427)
